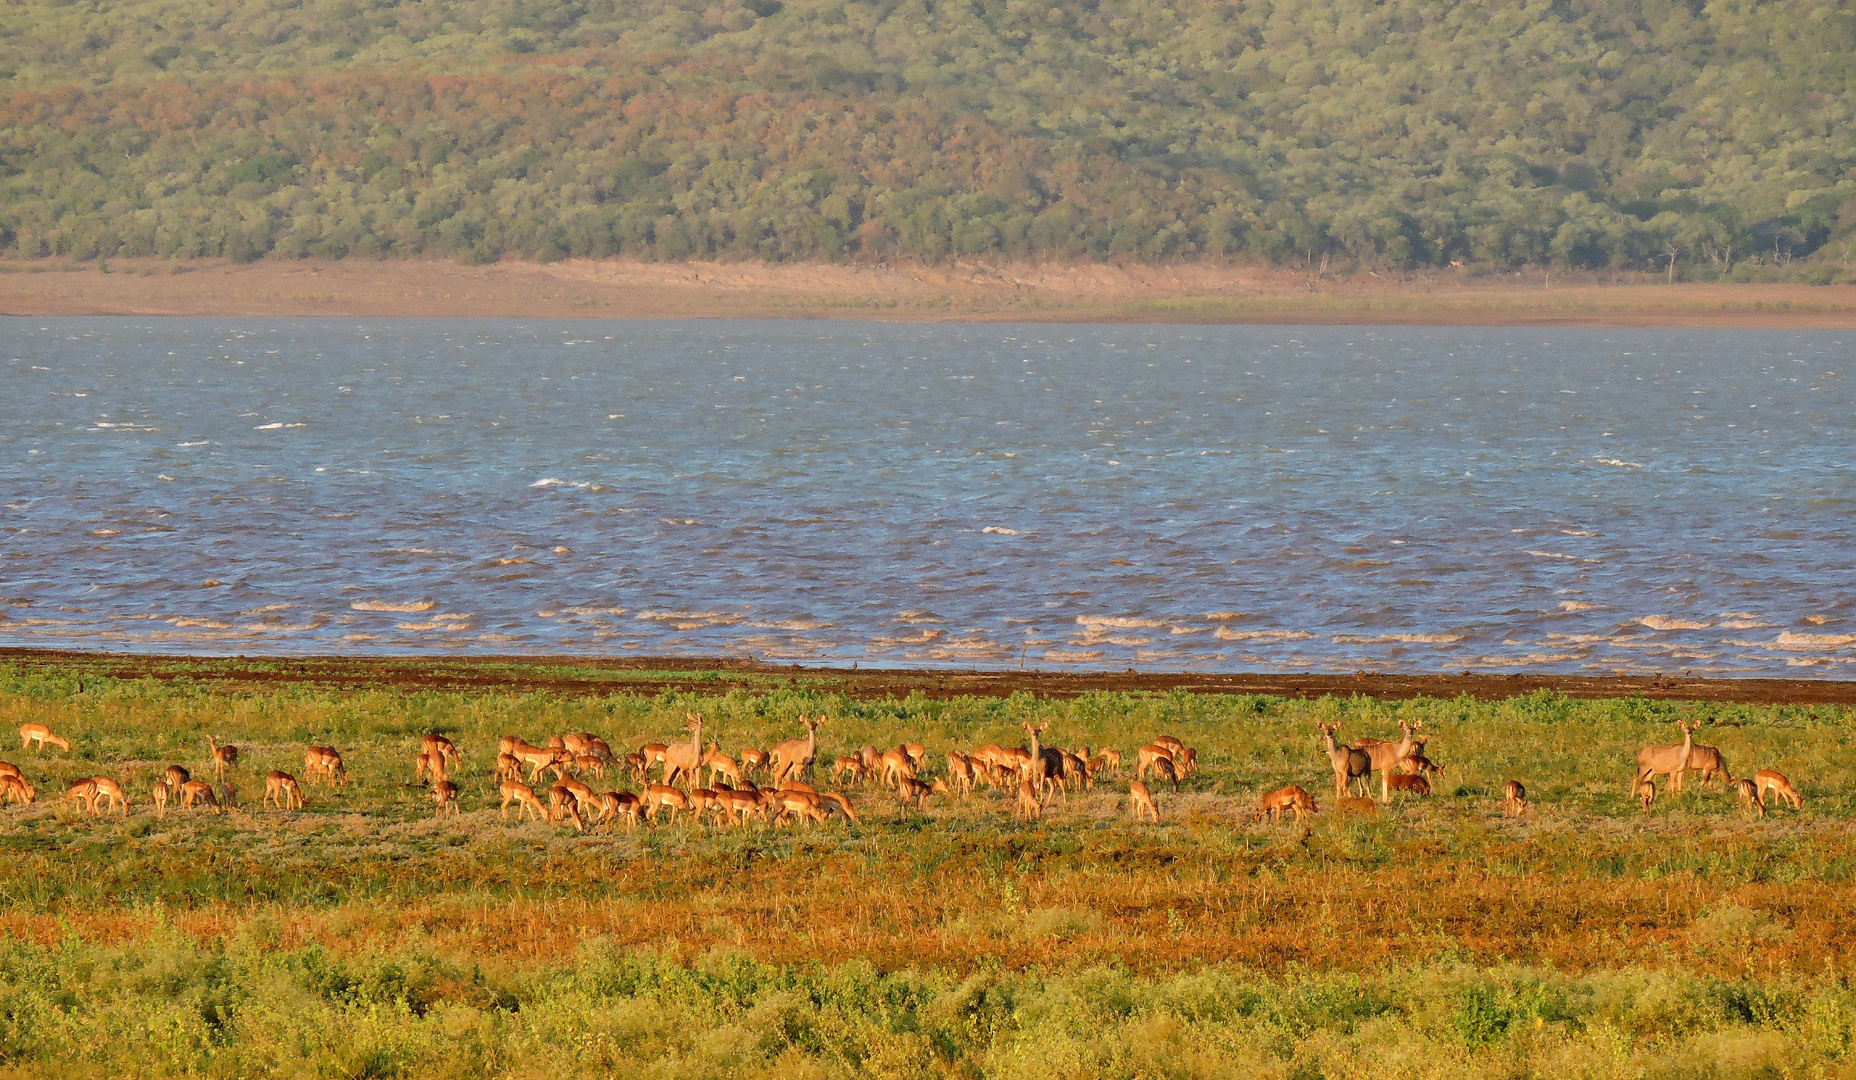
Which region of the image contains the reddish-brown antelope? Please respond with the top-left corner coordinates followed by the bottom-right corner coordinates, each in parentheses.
top-left (1755, 770), bottom-right (1802, 811)
top-left (1735, 778), bottom-right (1765, 818)
top-left (164, 764), bottom-right (191, 789)
top-left (1683, 738), bottom-right (1731, 791)
top-left (65, 778), bottom-right (98, 814)
top-left (713, 787), bottom-right (763, 827)
top-left (433, 780), bottom-right (460, 817)
top-left (179, 779), bottom-right (221, 814)
top-left (570, 754), bottom-right (607, 780)
top-left (599, 791), bottom-right (644, 830)
top-left (1633, 720), bottom-right (1695, 797)
top-left (207, 736), bottom-right (238, 779)
top-left (1638, 778), bottom-right (1656, 814)
top-left (1319, 724), bottom-right (1372, 801)
top-left (1094, 747), bottom-right (1123, 776)
top-left (151, 780), bottom-right (169, 817)
top-left (1016, 777), bottom-right (1046, 820)
top-left (702, 745), bottom-right (742, 788)
top-left (879, 748), bottom-right (915, 788)
top-left (1255, 785), bottom-right (1315, 824)
top-left (1387, 773), bottom-right (1431, 797)
top-left (0, 775), bottom-right (34, 806)
top-left (738, 747), bottom-right (769, 777)
top-left (895, 776), bottom-right (939, 810)
top-left (89, 778), bottom-right (130, 816)
top-left (1128, 781), bottom-right (1158, 823)
top-left (422, 732), bottom-right (462, 769)
top-left (19, 723), bottom-right (71, 754)
top-left (506, 740), bottom-right (567, 784)
top-left (499, 780), bottom-right (546, 822)
top-left (643, 783), bottom-right (691, 824)
top-left (1357, 721), bottom-right (1423, 802)
top-left (768, 715), bottom-right (824, 785)
top-left (944, 752), bottom-right (976, 797)
top-left (1503, 779), bottom-right (1526, 818)
top-left (414, 750), bottom-right (447, 785)
top-left (304, 746), bottom-right (349, 787)
top-left (660, 713), bottom-right (706, 788)
top-left (1135, 743), bottom-right (1176, 782)
top-left (264, 771), bottom-right (305, 811)
top-left (1148, 756), bottom-right (1180, 793)
top-left (829, 755), bottom-right (866, 785)
top-left (819, 790), bottom-right (860, 825)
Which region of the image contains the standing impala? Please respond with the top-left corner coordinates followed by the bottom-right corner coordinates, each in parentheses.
top-left (1633, 721), bottom-right (1695, 798)
top-left (768, 716), bottom-right (824, 785)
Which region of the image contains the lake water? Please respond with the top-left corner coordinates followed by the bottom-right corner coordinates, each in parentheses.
top-left (3, 318), bottom-right (1851, 675)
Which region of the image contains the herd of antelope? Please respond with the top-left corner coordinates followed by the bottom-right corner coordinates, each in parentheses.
top-left (2, 712), bottom-right (1806, 829)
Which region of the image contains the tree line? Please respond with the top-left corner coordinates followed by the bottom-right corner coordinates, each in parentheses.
top-left (1, 0), bottom-right (1852, 276)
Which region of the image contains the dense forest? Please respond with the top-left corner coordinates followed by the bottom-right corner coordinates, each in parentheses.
top-left (1, 0), bottom-right (1852, 275)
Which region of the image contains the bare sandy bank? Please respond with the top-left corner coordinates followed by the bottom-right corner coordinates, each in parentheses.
top-left (4, 257), bottom-right (1854, 326)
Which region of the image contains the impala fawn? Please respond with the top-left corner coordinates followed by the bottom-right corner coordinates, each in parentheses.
top-left (1127, 781), bottom-right (1158, 823)
top-left (830, 756), bottom-right (866, 785)
top-left (151, 780), bottom-right (169, 818)
top-left (1755, 770), bottom-right (1802, 811)
top-left (1503, 780), bottom-right (1526, 818)
top-left (433, 781), bottom-right (460, 817)
top-left (264, 771), bottom-right (305, 811)
top-left (1638, 778), bottom-right (1656, 814)
top-left (19, 723), bottom-right (71, 754)
top-left (414, 750), bottom-right (446, 785)
top-left (643, 783), bottom-right (690, 824)
top-left (1016, 778), bottom-right (1046, 821)
top-left (207, 736), bottom-right (238, 779)
top-left (1255, 785), bottom-right (1316, 824)
top-left (1735, 778), bottom-right (1765, 818)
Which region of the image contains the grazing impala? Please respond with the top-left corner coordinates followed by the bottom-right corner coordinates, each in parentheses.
top-left (20, 723), bottom-right (71, 754)
top-left (494, 752), bottom-right (524, 783)
top-left (1128, 781), bottom-right (1158, 823)
top-left (164, 764), bottom-right (192, 789)
top-left (1387, 774), bottom-right (1431, 797)
top-left (150, 780), bottom-right (169, 817)
top-left (0, 775), bottom-right (34, 806)
top-left (65, 778), bottom-right (99, 814)
top-left (422, 733), bottom-right (462, 770)
top-left (414, 750), bottom-right (447, 785)
top-left (642, 783), bottom-right (691, 824)
top-left (1755, 770), bottom-right (1802, 811)
top-left (264, 771), bottom-right (305, 811)
top-left (1255, 785), bottom-right (1316, 824)
top-left (1735, 778), bottom-right (1765, 818)
top-left (598, 791), bottom-right (643, 830)
top-left (179, 779), bottom-right (221, 814)
top-left (829, 755), bottom-right (866, 785)
top-left (1016, 778), bottom-right (1046, 821)
top-left (1503, 780), bottom-right (1527, 818)
top-left (90, 778), bottom-right (130, 816)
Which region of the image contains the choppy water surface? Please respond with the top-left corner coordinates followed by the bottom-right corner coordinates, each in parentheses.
top-left (3, 318), bottom-right (1852, 674)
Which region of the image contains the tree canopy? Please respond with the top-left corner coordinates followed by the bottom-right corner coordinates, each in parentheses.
top-left (2, 0), bottom-right (1852, 276)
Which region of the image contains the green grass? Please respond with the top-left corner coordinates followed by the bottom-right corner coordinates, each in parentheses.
top-left (0, 667), bottom-right (1853, 1076)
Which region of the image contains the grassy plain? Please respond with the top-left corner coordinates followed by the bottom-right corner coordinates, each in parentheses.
top-left (1, 664), bottom-right (1854, 1078)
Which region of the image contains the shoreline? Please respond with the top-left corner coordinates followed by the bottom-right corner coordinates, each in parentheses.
top-left (5, 647), bottom-right (1853, 703)
top-left (5, 257), bottom-right (1855, 326)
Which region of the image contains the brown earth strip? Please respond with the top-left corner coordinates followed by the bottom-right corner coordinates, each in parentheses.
top-left (4, 257), bottom-right (1855, 326)
top-left (4, 647), bottom-right (1853, 703)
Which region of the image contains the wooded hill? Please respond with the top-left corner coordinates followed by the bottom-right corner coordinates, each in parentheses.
top-left (2, 0), bottom-right (1852, 276)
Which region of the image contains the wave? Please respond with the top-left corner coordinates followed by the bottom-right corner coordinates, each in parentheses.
top-left (981, 526), bottom-right (1024, 535)
top-left (1076, 615), bottom-right (1167, 629)
top-left (1332, 632), bottom-right (1465, 644)
top-left (1591, 457), bottom-right (1644, 468)
top-left (351, 599), bottom-right (436, 612)
top-left (1215, 628), bottom-right (1315, 642)
top-left (1558, 601), bottom-right (1601, 611)
top-left (1638, 616), bottom-right (1715, 630)
top-left (253, 422), bottom-right (305, 430)
top-left (1527, 550), bottom-right (1599, 563)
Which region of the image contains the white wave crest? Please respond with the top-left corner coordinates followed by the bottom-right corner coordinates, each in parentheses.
top-left (981, 526), bottom-right (1024, 535)
top-left (1638, 616), bottom-right (1715, 630)
top-left (351, 599), bottom-right (436, 612)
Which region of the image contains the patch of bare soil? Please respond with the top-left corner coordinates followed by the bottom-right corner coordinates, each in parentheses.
top-left (3, 257), bottom-right (1853, 326)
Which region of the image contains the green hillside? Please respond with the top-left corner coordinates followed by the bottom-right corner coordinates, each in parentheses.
top-left (2, 0), bottom-right (1852, 275)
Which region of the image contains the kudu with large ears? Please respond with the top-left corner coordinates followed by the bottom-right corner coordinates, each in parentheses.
top-left (1633, 720), bottom-right (1694, 797)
